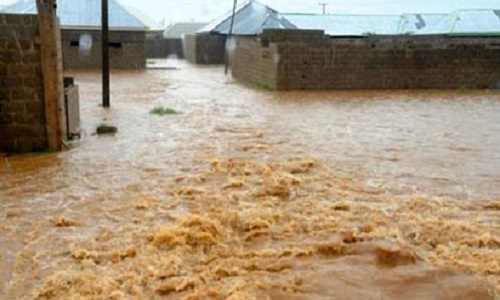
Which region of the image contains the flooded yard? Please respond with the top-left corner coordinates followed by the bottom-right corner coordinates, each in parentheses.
top-left (1, 60), bottom-right (499, 299)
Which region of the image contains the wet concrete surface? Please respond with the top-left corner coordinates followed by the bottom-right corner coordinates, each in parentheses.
top-left (0, 60), bottom-right (499, 299)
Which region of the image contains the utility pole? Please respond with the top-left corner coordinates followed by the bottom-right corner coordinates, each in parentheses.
top-left (102, 0), bottom-right (110, 108)
top-left (319, 2), bottom-right (328, 15)
top-left (224, 0), bottom-right (237, 75)
top-left (36, 0), bottom-right (63, 151)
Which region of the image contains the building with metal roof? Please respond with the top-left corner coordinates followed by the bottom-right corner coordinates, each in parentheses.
top-left (1, 0), bottom-right (150, 69)
top-left (164, 23), bottom-right (207, 39)
top-left (1, 0), bottom-right (148, 30)
top-left (144, 23), bottom-right (208, 60)
top-left (198, 0), bottom-right (296, 36)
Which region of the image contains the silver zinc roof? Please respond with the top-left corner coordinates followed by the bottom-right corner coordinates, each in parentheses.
top-left (164, 23), bottom-right (208, 38)
top-left (198, 0), bottom-right (296, 35)
top-left (1, 0), bottom-right (149, 30)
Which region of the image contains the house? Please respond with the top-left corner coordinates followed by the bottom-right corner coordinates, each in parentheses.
top-left (1, 0), bottom-right (150, 69)
top-left (145, 22), bottom-right (207, 59)
top-left (184, 0), bottom-right (296, 64)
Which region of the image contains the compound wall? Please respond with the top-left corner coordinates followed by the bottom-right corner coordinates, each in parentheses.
top-left (233, 29), bottom-right (500, 90)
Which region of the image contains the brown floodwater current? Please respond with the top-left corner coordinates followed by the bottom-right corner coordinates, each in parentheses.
top-left (1, 60), bottom-right (499, 299)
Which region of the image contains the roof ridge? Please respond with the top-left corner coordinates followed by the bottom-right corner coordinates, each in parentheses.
top-left (281, 13), bottom-right (402, 17)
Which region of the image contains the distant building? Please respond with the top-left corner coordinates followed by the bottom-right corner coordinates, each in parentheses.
top-left (164, 23), bottom-right (208, 39)
top-left (182, 1), bottom-right (500, 65)
top-left (184, 0), bottom-right (296, 64)
top-left (145, 22), bottom-right (207, 59)
top-left (2, 0), bottom-right (150, 69)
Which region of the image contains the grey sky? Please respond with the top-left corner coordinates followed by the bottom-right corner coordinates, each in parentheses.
top-left (0, 0), bottom-right (498, 24)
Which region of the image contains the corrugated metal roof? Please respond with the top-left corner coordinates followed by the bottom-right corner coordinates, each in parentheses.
top-left (281, 10), bottom-right (500, 36)
top-left (418, 10), bottom-right (500, 35)
top-left (282, 14), bottom-right (401, 36)
top-left (198, 0), bottom-right (296, 35)
top-left (397, 14), bottom-right (448, 34)
top-left (164, 23), bottom-right (207, 38)
top-left (125, 6), bottom-right (161, 30)
top-left (1, 0), bottom-right (148, 30)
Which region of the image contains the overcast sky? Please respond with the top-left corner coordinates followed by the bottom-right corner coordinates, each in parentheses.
top-left (0, 0), bottom-right (498, 24)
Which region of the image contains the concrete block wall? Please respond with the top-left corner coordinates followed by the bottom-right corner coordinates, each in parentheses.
top-left (233, 29), bottom-right (500, 90)
top-left (61, 29), bottom-right (146, 69)
top-left (183, 34), bottom-right (227, 64)
top-left (0, 14), bottom-right (47, 152)
top-left (232, 40), bottom-right (279, 89)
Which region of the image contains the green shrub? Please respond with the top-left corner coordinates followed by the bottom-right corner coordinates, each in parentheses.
top-left (150, 106), bottom-right (180, 116)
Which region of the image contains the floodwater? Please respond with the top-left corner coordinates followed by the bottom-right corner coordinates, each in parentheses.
top-left (1, 59), bottom-right (499, 299)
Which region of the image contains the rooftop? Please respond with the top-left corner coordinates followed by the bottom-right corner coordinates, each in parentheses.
top-left (281, 9), bottom-right (500, 36)
top-left (164, 22), bottom-right (207, 38)
top-left (198, 0), bottom-right (296, 35)
top-left (1, 0), bottom-right (149, 30)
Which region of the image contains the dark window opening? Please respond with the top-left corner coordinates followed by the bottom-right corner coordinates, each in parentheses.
top-left (70, 41), bottom-right (79, 47)
top-left (108, 42), bottom-right (122, 49)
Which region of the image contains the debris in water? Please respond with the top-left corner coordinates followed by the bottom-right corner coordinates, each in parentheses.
top-left (51, 217), bottom-right (79, 227)
top-left (96, 124), bottom-right (118, 135)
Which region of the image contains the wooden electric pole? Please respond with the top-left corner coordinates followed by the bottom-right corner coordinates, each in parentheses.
top-left (102, 0), bottom-right (110, 107)
top-left (319, 2), bottom-right (328, 15)
top-left (224, 0), bottom-right (237, 75)
top-left (36, 0), bottom-right (63, 151)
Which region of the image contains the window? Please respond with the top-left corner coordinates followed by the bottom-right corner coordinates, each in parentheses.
top-left (70, 41), bottom-right (79, 47)
top-left (108, 42), bottom-right (122, 49)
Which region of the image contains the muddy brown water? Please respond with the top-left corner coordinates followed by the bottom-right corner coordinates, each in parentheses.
top-left (1, 60), bottom-right (499, 299)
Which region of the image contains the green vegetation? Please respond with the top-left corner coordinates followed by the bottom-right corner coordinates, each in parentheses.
top-left (262, 84), bottom-right (275, 92)
top-left (150, 106), bottom-right (180, 116)
top-left (459, 86), bottom-right (471, 94)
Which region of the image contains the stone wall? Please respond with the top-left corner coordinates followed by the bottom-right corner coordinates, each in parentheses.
top-left (183, 34), bottom-right (227, 64)
top-left (0, 14), bottom-right (47, 152)
top-left (233, 29), bottom-right (500, 90)
top-left (61, 29), bottom-right (146, 69)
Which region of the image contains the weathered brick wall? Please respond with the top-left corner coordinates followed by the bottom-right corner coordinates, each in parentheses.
top-left (183, 34), bottom-right (227, 64)
top-left (233, 29), bottom-right (500, 90)
top-left (0, 14), bottom-right (47, 152)
top-left (61, 29), bottom-right (146, 70)
top-left (232, 40), bottom-right (279, 90)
